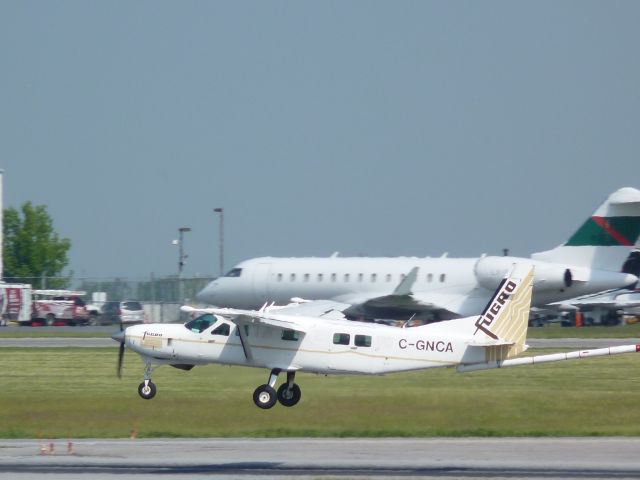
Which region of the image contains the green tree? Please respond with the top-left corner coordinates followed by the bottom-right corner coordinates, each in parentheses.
top-left (3, 201), bottom-right (72, 288)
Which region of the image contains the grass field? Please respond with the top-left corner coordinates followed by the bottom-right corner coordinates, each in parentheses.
top-left (2, 322), bottom-right (640, 338)
top-left (1, 347), bottom-right (640, 438)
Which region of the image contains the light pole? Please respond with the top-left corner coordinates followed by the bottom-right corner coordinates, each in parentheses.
top-left (177, 227), bottom-right (191, 301)
top-left (214, 208), bottom-right (224, 277)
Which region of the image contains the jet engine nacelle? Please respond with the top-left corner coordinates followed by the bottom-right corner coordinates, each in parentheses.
top-left (474, 256), bottom-right (576, 291)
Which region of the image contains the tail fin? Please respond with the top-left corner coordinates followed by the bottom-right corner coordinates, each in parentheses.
top-left (472, 264), bottom-right (534, 360)
top-left (532, 187), bottom-right (640, 270)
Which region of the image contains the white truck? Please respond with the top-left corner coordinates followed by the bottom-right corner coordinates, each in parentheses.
top-left (31, 290), bottom-right (90, 326)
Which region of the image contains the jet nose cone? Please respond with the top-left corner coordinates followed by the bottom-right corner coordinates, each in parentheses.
top-left (111, 330), bottom-right (125, 344)
top-left (196, 281), bottom-right (218, 304)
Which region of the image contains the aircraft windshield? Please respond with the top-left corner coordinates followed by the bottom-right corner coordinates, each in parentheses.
top-left (185, 314), bottom-right (216, 333)
top-left (224, 268), bottom-right (242, 277)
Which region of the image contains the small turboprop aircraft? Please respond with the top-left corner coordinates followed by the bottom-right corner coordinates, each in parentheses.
top-left (112, 265), bottom-right (640, 409)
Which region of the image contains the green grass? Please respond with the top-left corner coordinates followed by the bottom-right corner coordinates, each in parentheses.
top-left (527, 323), bottom-right (640, 339)
top-left (1, 347), bottom-right (640, 438)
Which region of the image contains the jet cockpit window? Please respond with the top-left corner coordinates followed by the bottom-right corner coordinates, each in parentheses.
top-left (185, 314), bottom-right (216, 333)
top-left (225, 268), bottom-right (243, 277)
top-left (211, 322), bottom-right (230, 336)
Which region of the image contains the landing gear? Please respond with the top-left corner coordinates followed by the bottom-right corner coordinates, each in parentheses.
top-left (138, 380), bottom-right (157, 400)
top-left (277, 371), bottom-right (301, 407)
top-left (252, 369), bottom-right (302, 409)
top-left (137, 363), bottom-right (157, 400)
top-left (253, 384), bottom-right (277, 409)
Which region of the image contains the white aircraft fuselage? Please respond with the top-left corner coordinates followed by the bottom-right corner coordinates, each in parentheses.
top-left (197, 256), bottom-right (637, 319)
top-left (123, 315), bottom-right (482, 376)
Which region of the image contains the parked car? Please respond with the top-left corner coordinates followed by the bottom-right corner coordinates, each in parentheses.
top-left (100, 300), bottom-right (145, 325)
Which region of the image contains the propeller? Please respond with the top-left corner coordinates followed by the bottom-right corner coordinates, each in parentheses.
top-left (111, 321), bottom-right (125, 378)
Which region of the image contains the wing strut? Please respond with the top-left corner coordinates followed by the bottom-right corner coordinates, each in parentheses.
top-left (236, 323), bottom-right (253, 362)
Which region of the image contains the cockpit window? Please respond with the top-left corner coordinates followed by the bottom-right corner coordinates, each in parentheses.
top-left (225, 268), bottom-right (242, 277)
top-left (211, 322), bottom-right (230, 336)
top-left (185, 314), bottom-right (215, 333)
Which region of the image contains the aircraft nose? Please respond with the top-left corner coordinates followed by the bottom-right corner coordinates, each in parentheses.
top-left (196, 281), bottom-right (218, 304)
top-left (111, 330), bottom-right (125, 344)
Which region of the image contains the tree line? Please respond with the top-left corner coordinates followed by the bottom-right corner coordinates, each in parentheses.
top-left (3, 202), bottom-right (71, 289)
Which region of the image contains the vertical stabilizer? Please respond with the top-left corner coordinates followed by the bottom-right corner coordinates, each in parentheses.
top-left (472, 264), bottom-right (534, 361)
top-left (532, 188), bottom-right (640, 270)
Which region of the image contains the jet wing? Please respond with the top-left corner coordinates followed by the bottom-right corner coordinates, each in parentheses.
top-left (333, 287), bottom-right (490, 321)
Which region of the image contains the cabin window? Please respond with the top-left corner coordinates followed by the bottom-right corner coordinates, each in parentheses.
top-left (344, 273), bottom-right (350, 282)
top-left (386, 274), bottom-right (392, 282)
top-left (400, 274), bottom-right (406, 281)
top-left (440, 274), bottom-right (446, 283)
top-left (427, 273), bottom-right (433, 283)
top-left (358, 273), bottom-right (363, 282)
top-left (355, 335), bottom-right (372, 347)
top-left (304, 273), bottom-right (310, 282)
top-left (211, 322), bottom-right (230, 336)
top-left (281, 329), bottom-right (300, 341)
top-left (331, 273), bottom-right (337, 282)
top-left (333, 333), bottom-right (350, 345)
top-left (290, 273), bottom-right (296, 282)
top-left (371, 273), bottom-right (377, 282)
top-left (185, 314), bottom-right (215, 333)
top-left (277, 273), bottom-right (283, 282)
top-left (225, 268), bottom-right (242, 277)
top-left (317, 273), bottom-right (323, 282)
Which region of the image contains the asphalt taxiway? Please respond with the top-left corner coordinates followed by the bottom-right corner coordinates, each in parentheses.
top-left (1, 438), bottom-right (640, 479)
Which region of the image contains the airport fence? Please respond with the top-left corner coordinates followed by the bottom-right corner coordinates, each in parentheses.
top-left (7, 275), bottom-right (216, 324)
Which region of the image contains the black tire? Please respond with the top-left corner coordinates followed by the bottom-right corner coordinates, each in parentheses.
top-left (138, 381), bottom-right (157, 400)
top-left (253, 384), bottom-right (277, 409)
top-left (45, 314), bottom-right (55, 326)
top-left (277, 383), bottom-right (302, 407)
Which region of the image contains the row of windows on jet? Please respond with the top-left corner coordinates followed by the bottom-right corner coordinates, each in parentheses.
top-left (275, 272), bottom-right (447, 283)
top-left (187, 315), bottom-right (372, 347)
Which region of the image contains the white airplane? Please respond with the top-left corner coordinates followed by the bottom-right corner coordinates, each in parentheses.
top-left (196, 187), bottom-right (640, 321)
top-left (112, 265), bottom-right (640, 409)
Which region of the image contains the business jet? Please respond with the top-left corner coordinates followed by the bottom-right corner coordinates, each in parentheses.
top-left (112, 265), bottom-right (640, 409)
top-left (197, 187), bottom-right (640, 321)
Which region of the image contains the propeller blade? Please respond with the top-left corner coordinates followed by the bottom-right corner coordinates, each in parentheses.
top-left (117, 342), bottom-right (125, 379)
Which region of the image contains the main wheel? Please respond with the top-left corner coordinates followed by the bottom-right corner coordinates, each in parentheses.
top-left (45, 314), bottom-right (55, 326)
top-left (277, 383), bottom-right (301, 407)
top-left (253, 384), bottom-right (277, 409)
top-left (138, 381), bottom-right (157, 400)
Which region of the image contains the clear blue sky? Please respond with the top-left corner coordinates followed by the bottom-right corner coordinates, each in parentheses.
top-left (1, 1), bottom-right (639, 280)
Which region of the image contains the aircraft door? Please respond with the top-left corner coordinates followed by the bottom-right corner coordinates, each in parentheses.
top-left (252, 263), bottom-right (271, 304)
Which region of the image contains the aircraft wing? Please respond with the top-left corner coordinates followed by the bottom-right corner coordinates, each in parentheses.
top-left (547, 289), bottom-right (640, 310)
top-left (333, 286), bottom-right (490, 320)
top-left (181, 306), bottom-right (309, 333)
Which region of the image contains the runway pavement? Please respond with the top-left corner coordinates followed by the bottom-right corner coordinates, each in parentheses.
top-left (1, 438), bottom-right (640, 479)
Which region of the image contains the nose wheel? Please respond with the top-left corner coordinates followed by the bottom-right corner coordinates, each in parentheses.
top-left (138, 380), bottom-right (157, 400)
top-left (253, 370), bottom-right (301, 409)
top-left (137, 363), bottom-right (157, 400)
